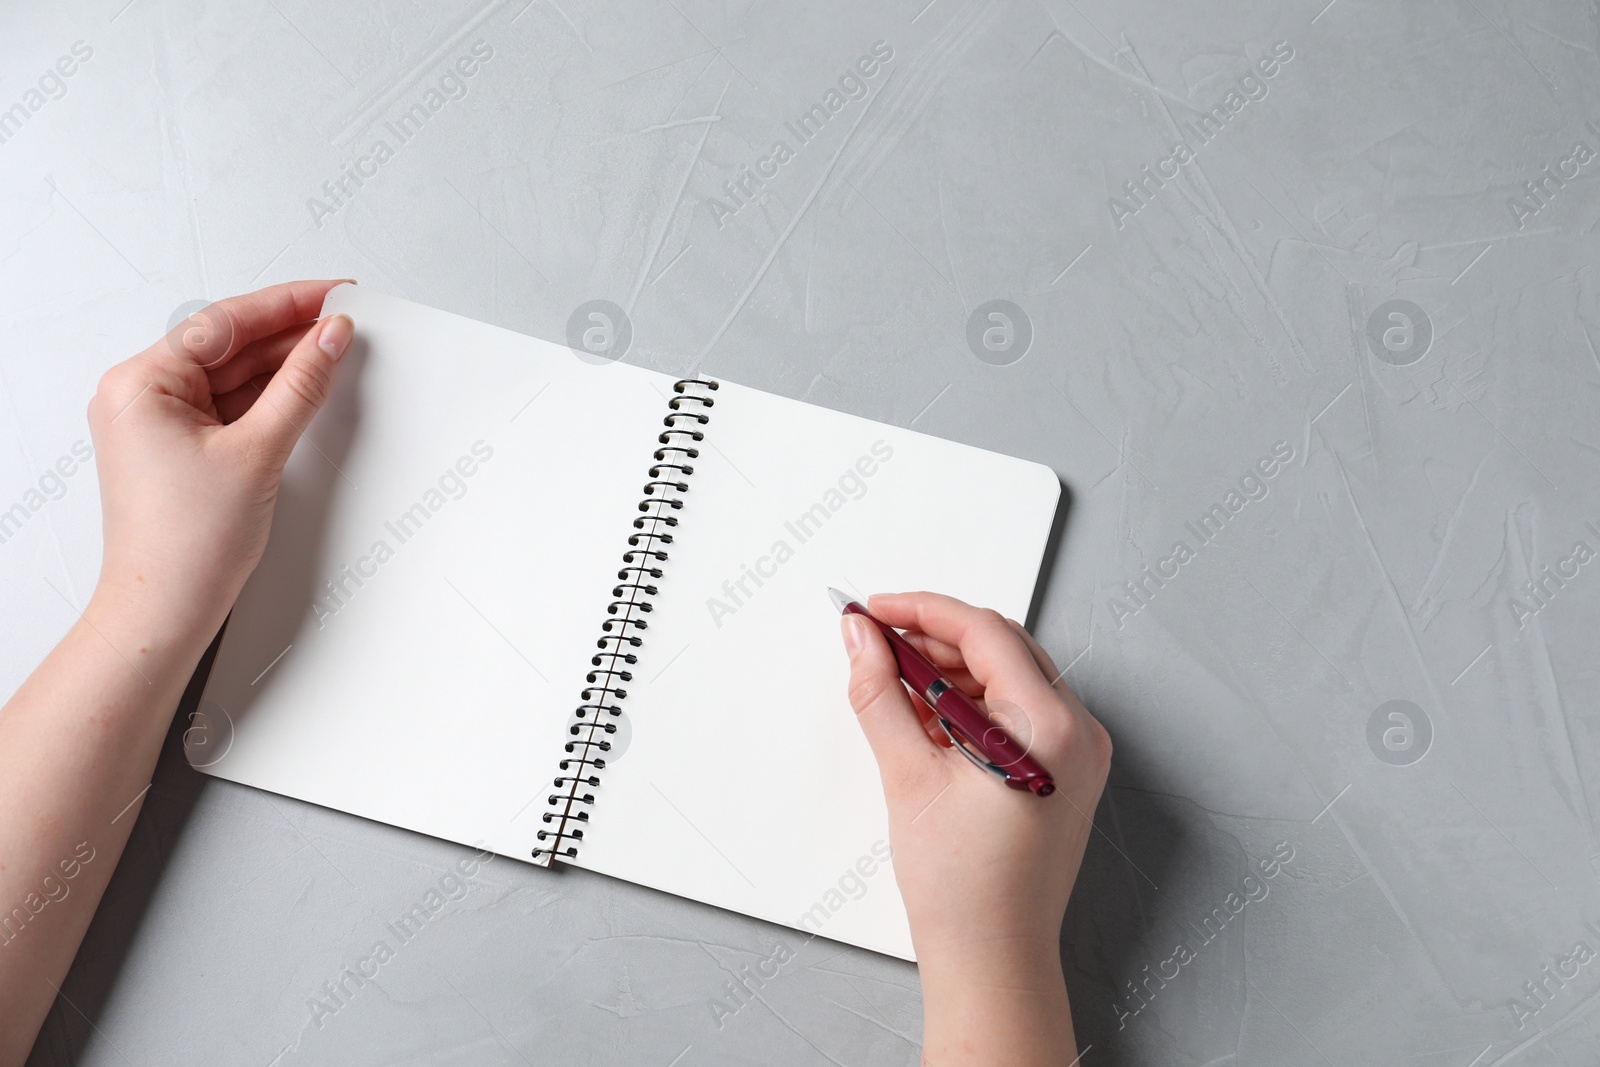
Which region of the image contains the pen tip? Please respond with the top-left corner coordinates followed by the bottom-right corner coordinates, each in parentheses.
top-left (827, 587), bottom-right (855, 614)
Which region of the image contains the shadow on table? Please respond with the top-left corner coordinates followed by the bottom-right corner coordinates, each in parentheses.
top-left (1062, 741), bottom-right (1188, 1065)
top-left (1024, 476), bottom-right (1072, 635)
top-left (27, 634), bottom-right (221, 1067)
top-left (1027, 476), bottom-right (1248, 1064)
top-left (1064, 729), bottom-right (1276, 1066)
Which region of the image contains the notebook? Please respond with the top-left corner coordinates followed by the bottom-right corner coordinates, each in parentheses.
top-left (193, 284), bottom-right (1061, 961)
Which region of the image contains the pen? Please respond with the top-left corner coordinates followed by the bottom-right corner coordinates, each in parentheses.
top-left (829, 589), bottom-right (1055, 797)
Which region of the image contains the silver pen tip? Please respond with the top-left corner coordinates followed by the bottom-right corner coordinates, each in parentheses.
top-left (827, 587), bottom-right (856, 614)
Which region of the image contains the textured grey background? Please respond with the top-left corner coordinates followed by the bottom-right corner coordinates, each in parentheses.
top-left (2, 0), bottom-right (1599, 1063)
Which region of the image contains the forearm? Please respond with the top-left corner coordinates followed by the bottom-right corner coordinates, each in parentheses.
top-left (918, 937), bottom-right (1077, 1066)
top-left (0, 280), bottom-right (348, 1063)
top-left (0, 587), bottom-right (210, 1064)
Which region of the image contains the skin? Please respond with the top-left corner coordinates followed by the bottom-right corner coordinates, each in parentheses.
top-left (0, 279), bottom-right (1112, 1065)
top-left (839, 597), bottom-right (1111, 1065)
top-left (0, 280), bottom-right (353, 1064)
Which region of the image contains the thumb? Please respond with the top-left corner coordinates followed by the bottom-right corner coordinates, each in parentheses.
top-left (841, 614), bottom-right (938, 788)
top-left (239, 314), bottom-right (353, 466)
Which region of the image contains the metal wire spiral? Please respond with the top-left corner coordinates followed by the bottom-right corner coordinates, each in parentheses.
top-left (533, 377), bottom-right (719, 860)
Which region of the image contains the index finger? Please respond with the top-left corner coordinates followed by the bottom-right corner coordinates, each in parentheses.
top-left (865, 591), bottom-right (1055, 700)
top-left (154, 279), bottom-right (352, 370)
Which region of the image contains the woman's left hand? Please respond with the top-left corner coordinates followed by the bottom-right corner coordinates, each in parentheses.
top-left (88, 280), bottom-right (353, 640)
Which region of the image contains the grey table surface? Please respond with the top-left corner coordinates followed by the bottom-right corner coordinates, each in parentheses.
top-left (3, 0), bottom-right (1599, 1064)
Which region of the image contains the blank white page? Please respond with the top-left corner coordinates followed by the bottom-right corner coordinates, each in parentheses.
top-left (569, 380), bottom-right (1061, 960)
top-left (197, 285), bottom-right (679, 863)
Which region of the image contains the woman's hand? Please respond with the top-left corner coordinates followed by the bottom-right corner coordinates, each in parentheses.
top-left (88, 280), bottom-right (353, 643)
top-left (840, 591), bottom-right (1111, 1065)
top-left (0, 280), bottom-right (355, 1066)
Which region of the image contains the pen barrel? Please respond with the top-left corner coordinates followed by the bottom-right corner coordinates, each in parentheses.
top-left (934, 688), bottom-right (1055, 795)
top-left (871, 618), bottom-right (945, 696)
top-left (846, 601), bottom-right (1055, 796)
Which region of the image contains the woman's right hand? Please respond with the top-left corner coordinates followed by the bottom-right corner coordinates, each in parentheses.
top-left (839, 591), bottom-right (1110, 1064)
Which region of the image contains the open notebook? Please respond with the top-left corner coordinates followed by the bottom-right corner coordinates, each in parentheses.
top-left (194, 285), bottom-right (1060, 961)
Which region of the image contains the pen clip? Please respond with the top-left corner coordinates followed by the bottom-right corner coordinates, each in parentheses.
top-left (934, 716), bottom-right (1012, 783)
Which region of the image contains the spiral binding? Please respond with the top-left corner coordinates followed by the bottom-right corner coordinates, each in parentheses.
top-left (533, 377), bottom-right (719, 861)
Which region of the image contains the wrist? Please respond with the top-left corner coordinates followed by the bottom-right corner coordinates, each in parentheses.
top-left (907, 896), bottom-right (1064, 975)
top-left (917, 935), bottom-right (1075, 1067)
top-left (917, 930), bottom-right (1065, 995)
top-left (86, 572), bottom-right (224, 667)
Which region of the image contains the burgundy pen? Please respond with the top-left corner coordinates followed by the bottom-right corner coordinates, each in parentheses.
top-left (829, 589), bottom-right (1055, 797)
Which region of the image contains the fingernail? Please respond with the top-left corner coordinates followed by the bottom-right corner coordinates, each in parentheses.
top-left (318, 314), bottom-right (353, 360)
top-left (841, 615), bottom-right (866, 658)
